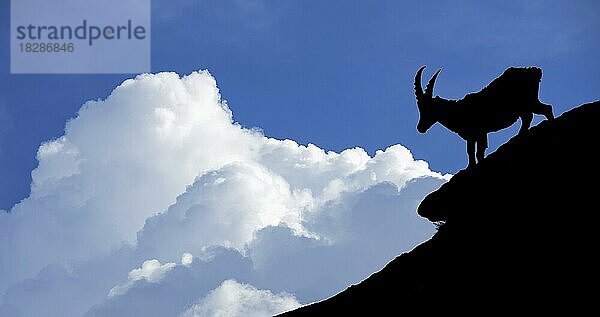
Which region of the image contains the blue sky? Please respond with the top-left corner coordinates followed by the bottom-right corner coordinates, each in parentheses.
top-left (1, 0), bottom-right (599, 210)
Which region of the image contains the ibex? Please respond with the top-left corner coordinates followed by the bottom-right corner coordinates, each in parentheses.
top-left (414, 66), bottom-right (553, 168)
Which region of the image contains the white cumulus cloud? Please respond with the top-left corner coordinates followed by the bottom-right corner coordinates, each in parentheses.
top-left (0, 69), bottom-right (449, 316)
top-left (180, 280), bottom-right (300, 317)
top-left (181, 253), bottom-right (194, 266)
top-left (108, 259), bottom-right (177, 297)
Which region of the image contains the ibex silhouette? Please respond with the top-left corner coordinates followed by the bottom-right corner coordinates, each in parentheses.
top-left (414, 66), bottom-right (554, 168)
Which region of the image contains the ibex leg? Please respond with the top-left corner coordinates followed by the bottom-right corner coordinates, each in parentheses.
top-left (467, 139), bottom-right (476, 168)
top-left (519, 113), bottom-right (533, 135)
top-left (533, 102), bottom-right (554, 120)
top-left (476, 134), bottom-right (488, 162)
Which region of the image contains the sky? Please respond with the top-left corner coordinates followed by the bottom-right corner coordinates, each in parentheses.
top-left (1, 0), bottom-right (599, 210)
top-left (0, 1), bottom-right (598, 316)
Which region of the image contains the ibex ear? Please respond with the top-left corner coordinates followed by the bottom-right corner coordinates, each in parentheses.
top-left (425, 68), bottom-right (442, 98)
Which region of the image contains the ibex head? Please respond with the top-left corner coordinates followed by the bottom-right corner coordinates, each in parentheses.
top-left (414, 66), bottom-right (441, 133)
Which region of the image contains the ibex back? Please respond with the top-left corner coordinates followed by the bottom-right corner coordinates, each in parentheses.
top-left (414, 66), bottom-right (554, 168)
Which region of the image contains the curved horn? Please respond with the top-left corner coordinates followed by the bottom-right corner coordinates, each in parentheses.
top-left (425, 68), bottom-right (441, 98)
top-left (414, 66), bottom-right (426, 100)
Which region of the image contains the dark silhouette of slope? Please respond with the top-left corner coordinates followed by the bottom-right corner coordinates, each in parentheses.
top-left (281, 101), bottom-right (600, 315)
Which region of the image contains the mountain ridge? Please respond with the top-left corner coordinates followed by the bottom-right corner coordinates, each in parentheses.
top-left (280, 101), bottom-right (600, 315)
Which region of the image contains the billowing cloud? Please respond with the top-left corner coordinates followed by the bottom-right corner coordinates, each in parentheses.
top-left (0, 71), bottom-right (264, 290)
top-left (0, 70), bottom-right (448, 316)
top-left (108, 259), bottom-right (177, 297)
top-left (84, 249), bottom-right (256, 317)
top-left (180, 280), bottom-right (300, 317)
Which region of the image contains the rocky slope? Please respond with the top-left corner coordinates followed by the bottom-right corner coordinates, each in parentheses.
top-left (281, 101), bottom-right (600, 315)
